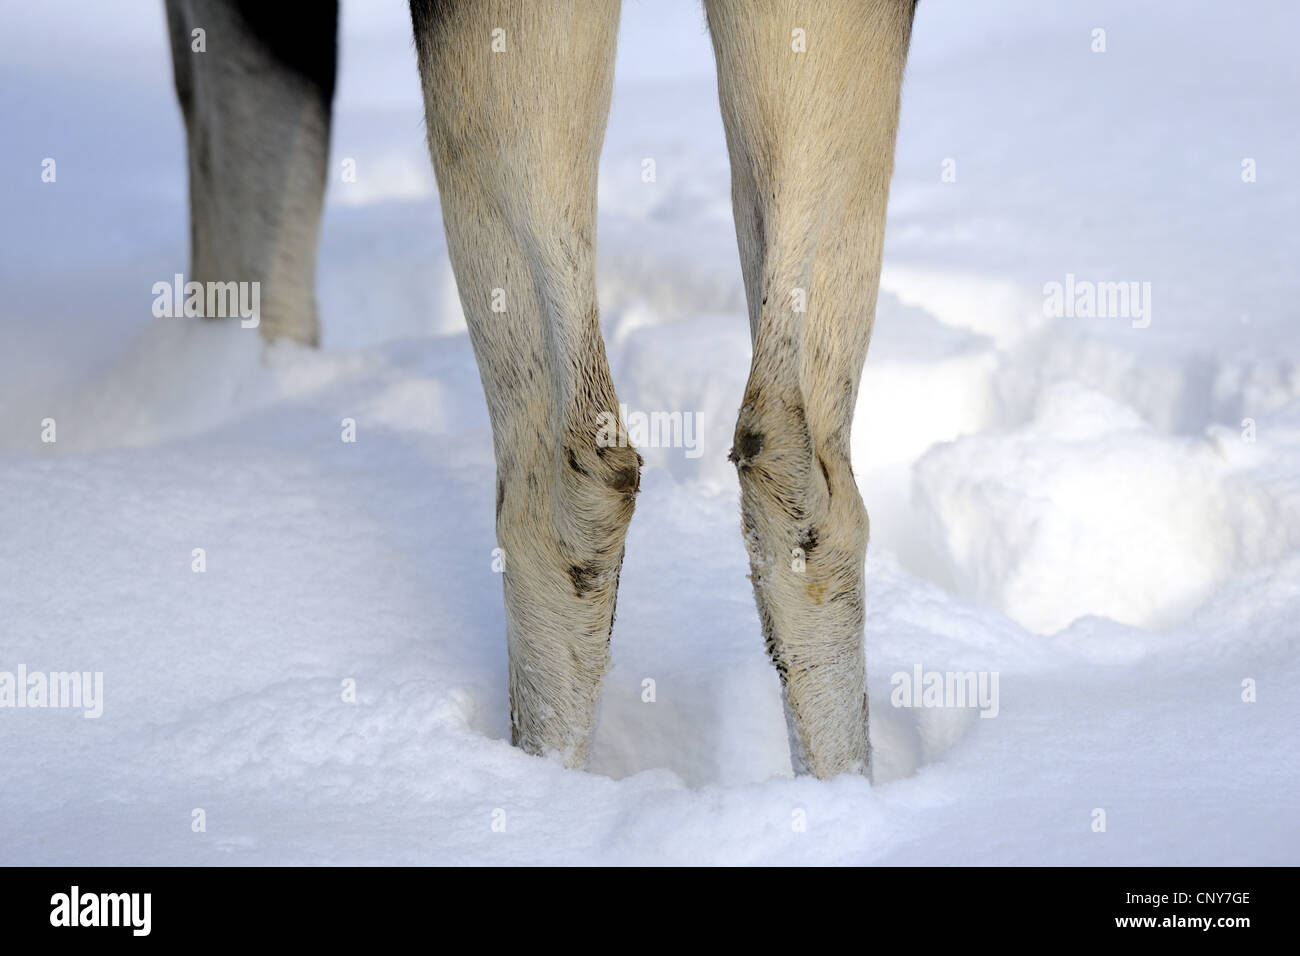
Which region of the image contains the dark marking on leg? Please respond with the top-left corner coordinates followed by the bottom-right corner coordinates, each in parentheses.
top-left (568, 561), bottom-right (601, 597)
top-left (729, 429), bottom-right (763, 465)
top-left (409, 0), bottom-right (457, 47)
top-left (232, 0), bottom-right (338, 106)
top-left (757, 600), bottom-right (788, 686)
top-left (605, 554), bottom-right (625, 645)
top-left (608, 463), bottom-right (639, 495)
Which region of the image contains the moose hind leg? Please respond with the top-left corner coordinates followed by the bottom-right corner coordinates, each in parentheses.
top-left (410, 0), bottom-right (631, 767)
top-left (707, 0), bottom-right (916, 777)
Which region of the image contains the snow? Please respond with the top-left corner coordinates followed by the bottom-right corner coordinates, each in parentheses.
top-left (1, 0), bottom-right (1297, 864)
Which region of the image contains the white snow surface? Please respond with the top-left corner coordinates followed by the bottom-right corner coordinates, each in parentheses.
top-left (1, 0), bottom-right (1297, 864)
